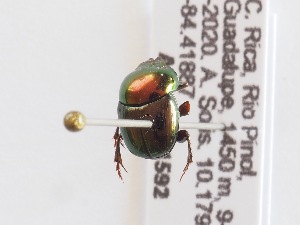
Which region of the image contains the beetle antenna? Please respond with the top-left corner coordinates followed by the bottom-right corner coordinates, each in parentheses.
top-left (177, 81), bottom-right (189, 91)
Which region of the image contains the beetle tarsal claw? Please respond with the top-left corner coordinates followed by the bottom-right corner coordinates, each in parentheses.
top-left (115, 158), bottom-right (128, 181)
top-left (180, 136), bottom-right (193, 182)
top-left (113, 127), bottom-right (128, 181)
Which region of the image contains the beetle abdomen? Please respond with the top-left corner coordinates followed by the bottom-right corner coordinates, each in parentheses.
top-left (117, 94), bottom-right (179, 159)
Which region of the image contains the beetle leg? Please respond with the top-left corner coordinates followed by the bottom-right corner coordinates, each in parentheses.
top-left (179, 101), bottom-right (190, 117)
top-left (177, 130), bottom-right (193, 181)
top-left (113, 127), bottom-right (127, 181)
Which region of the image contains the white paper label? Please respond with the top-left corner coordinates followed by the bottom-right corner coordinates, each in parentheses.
top-left (145, 0), bottom-right (266, 224)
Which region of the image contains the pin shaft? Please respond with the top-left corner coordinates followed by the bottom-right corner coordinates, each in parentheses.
top-left (64, 111), bottom-right (225, 132)
top-left (86, 118), bottom-right (224, 130)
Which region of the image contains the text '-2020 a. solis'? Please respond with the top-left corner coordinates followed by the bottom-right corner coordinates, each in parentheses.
top-left (114, 57), bottom-right (192, 181)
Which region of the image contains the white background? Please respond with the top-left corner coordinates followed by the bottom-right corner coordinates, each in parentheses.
top-left (0, 1), bottom-right (150, 224)
top-left (0, 0), bottom-right (299, 225)
top-left (268, 0), bottom-right (300, 224)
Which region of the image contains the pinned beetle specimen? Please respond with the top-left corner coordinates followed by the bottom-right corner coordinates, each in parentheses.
top-left (64, 57), bottom-right (225, 181)
top-left (114, 57), bottom-right (192, 181)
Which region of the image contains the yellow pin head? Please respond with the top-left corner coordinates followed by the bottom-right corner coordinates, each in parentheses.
top-left (64, 111), bottom-right (86, 132)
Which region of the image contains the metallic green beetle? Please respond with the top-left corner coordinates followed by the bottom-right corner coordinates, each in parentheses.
top-left (114, 57), bottom-right (192, 181)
